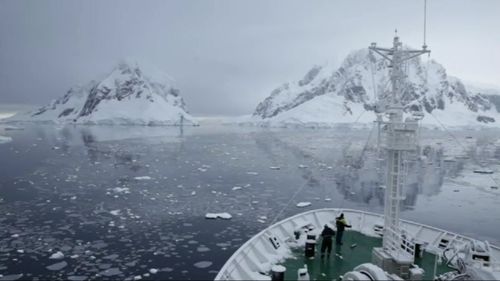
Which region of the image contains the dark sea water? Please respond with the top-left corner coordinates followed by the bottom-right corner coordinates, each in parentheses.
top-left (0, 123), bottom-right (499, 280)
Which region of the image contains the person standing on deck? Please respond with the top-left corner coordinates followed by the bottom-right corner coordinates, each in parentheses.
top-left (335, 213), bottom-right (351, 245)
top-left (320, 224), bottom-right (335, 258)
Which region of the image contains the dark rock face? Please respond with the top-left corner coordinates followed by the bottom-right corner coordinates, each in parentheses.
top-left (254, 70), bottom-right (333, 119)
top-left (477, 115), bottom-right (495, 123)
top-left (78, 62), bottom-right (185, 118)
top-left (58, 108), bottom-right (74, 118)
top-left (486, 95), bottom-right (500, 113)
top-left (298, 66), bottom-right (322, 87)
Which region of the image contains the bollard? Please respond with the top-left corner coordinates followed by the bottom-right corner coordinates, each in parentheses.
top-left (305, 239), bottom-right (316, 258)
top-left (414, 243), bottom-right (423, 259)
top-left (271, 265), bottom-right (286, 281)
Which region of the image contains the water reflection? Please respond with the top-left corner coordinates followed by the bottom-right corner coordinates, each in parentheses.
top-left (334, 144), bottom-right (467, 208)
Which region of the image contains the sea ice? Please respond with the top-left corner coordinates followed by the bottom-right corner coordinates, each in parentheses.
top-left (196, 246), bottom-right (210, 252)
top-left (103, 254), bottom-right (119, 260)
top-left (49, 251), bottom-right (64, 260)
top-left (0, 136), bottom-right (12, 144)
top-left (4, 126), bottom-right (23, 131)
top-left (193, 261), bottom-right (212, 269)
top-left (46, 261), bottom-right (67, 271)
top-left (0, 274), bottom-right (23, 281)
top-left (205, 213), bottom-right (232, 220)
top-left (149, 268), bottom-right (158, 274)
top-left (112, 187), bottom-right (130, 194)
top-left (99, 268), bottom-right (122, 277)
top-left (296, 202), bottom-right (311, 208)
top-left (67, 276), bottom-right (87, 281)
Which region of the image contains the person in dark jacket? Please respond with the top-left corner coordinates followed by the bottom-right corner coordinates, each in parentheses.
top-left (335, 213), bottom-right (351, 245)
top-left (320, 224), bottom-right (335, 258)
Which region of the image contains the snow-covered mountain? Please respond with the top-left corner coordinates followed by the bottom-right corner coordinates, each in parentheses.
top-left (251, 48), bottom-right (500, 127)
top-left (7, 61), bottom-right (197, 126)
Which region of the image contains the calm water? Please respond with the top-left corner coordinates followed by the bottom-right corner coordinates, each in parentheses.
top-left (0, 123), bottom-right (499, 280)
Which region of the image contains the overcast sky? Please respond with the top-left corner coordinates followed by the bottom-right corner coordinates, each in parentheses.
top-left (0, 0), bottom-right (499, 116)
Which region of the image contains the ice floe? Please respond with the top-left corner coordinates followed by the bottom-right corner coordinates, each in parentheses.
top-left (46, 261), bottom-right (67, 271)
top-left (149, 268), bottom-right (159, 274)
top-left (67, 276), bottom-right (87, 281)
top-left (296, 202), bottom-right (311, 208)
top-left (193, 261), bottom-right (212, 269)
top-left (99, 268), bottom-right (122, 277)
top-left (49, 251), bottom-right (64, 259)
top-left (0, 135), bottom-right (12, 144)
top-left (205, 212), bottom-right (232, 219)
top-left (111, 187), bottom-right (130, 194)
top-left (4, 126), bottom-right (23, 131)
top-left (0, 274), bottom-right (23, 281)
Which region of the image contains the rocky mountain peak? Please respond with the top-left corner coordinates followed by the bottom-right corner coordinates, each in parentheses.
top-left (9, 60), bottom-right (195, 126)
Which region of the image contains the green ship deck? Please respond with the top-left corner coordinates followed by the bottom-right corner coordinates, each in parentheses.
top-left (282, 231), bottom-right (452, 280)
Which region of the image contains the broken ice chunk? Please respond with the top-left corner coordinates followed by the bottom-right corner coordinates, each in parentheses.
top-left (205, 213), bottom-right (232, 220)
top-left (46, 261), bottom-right (67, 271)
top-left (149, 268), bottom-right (159, 274)
top-left (49, 251), bottom-right (64, 260)
top-left (193, 261), bottom-right (212, 269)
top-left (296, 202), bottom-right (311, 208)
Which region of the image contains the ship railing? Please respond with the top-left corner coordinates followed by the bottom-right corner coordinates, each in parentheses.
top-left (469, 260), bottom-right (500, 271)
top-left (384, 226), bottom-right (415, 260)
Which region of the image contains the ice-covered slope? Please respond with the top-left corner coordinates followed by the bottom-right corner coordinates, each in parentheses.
top-left (7, 61), bottom-right (197, 126)
top-left (251, 48), bottom-right (500, 127)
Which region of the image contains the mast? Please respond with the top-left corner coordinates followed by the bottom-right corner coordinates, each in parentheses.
top-left (369, 34), bottom-right (429, 261)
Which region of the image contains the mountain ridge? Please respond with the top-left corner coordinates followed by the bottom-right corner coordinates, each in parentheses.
top-left (252, 48), bottom-right (500, 127)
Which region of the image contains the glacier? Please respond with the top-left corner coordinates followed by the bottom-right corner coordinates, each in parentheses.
top-left (6, 60), bottom-right (198, 126)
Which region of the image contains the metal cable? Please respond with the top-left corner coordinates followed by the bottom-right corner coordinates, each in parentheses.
top-left (268, 109), bottom-right (368, 225)
top-left (428, 111), bottom-right (500, 187)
